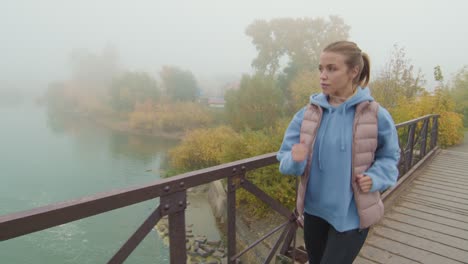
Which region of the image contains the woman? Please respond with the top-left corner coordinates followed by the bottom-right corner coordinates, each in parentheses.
top-left (277, 41), bottom-right (400, 263)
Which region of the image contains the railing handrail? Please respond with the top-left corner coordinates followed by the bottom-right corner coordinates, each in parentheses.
top-left (0, 114), bottom-right (441, 264)
top-left (395, 114), bottom-right (439, 128)
top-left (0, 152), bottom-right (277, 241)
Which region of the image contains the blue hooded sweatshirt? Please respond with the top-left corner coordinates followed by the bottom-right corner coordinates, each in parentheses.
top-left (277, 87), bottom-right (400, 232)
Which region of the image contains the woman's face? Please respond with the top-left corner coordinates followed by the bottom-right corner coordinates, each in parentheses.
top-left (318, 51), bottom-right (358, 97)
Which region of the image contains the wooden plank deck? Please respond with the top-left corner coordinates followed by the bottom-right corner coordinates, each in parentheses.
top-left (356, 135), bottom-right (468, 264)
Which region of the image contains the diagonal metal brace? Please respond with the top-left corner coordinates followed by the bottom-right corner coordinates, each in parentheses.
top-left (240, 178), bottom-right (294, 220)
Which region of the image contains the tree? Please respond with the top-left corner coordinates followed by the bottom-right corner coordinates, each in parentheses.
top-left (246, 16), bottom-right (350, 77)
top-left (246, 16), bottom-right (350, 103)
top-left (450, 66), bottom-right (468, 127)
top-left (287, 70), bottom-right (321, 112)
top-left (109, 71), bottom-right (159, 112)
top-left (370, 44), bottom-right (425, 108)
top-left (160, 66), bottom-right (200, 101)
top-left (69, 45), bottom-right (121, 88)
top-left (434, 65), bottom-right (444, 83)
top-left (224, 74), bottom-right (284, 131)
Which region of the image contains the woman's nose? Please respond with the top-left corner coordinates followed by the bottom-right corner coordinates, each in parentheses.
top-left (320, 71), bottom-right (327, 80)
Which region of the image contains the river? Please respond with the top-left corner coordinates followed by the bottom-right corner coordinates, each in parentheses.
top-left (0, 101), bottom-right (220, 264)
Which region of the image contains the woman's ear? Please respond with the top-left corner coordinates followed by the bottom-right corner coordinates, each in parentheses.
top-left (349, 65), bottom-right (360, 80)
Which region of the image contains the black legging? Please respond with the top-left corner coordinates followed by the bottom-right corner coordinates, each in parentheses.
top-left (303, 213), bottom-right (369, 264)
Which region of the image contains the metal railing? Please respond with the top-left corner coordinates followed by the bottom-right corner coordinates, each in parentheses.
top-left (0, 114), bottom-right (440, 264)
top-left (395, 114), bottom-right (439, 177)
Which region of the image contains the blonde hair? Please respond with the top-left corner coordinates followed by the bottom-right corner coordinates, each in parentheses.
top-left (323, 41), bottom-right (370, 87)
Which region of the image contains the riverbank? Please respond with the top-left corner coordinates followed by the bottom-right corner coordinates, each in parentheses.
top-left (49, 107), bottom-right (187, 140)
top-left (91, 115), bottom-right (186, 140)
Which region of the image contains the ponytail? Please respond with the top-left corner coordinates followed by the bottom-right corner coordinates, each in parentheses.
top-left (358, 52), bottom-right (371, 87)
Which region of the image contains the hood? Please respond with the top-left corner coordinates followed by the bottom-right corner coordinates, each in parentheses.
top-left (308, 87), bottom-right (374, 170)
top-left (309, 86), bottom-right (374, 109)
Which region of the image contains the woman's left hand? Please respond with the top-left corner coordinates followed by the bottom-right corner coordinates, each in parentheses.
top-left (356, 174), bottom-right (373, 193)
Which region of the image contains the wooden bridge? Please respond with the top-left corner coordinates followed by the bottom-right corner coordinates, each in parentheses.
top-left (1, 114), bottom-right (467, 264)
top-left (355, 134), bottom-right (468, 264)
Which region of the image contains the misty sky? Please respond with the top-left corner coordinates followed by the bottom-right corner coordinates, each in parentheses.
top-left (1, 0), bottom-right (467, 91)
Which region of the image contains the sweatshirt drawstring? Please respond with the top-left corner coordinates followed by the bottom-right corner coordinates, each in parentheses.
top-left (317, 109), bottom-right (331, 171)
top-left (340, 105), bottom-right (347, 151)
top-left (310, 87), bottom-right (366, 172)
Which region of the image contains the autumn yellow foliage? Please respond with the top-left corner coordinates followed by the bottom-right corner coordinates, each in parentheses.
top-left (169, 120), bottom-right (296, 217)
top-left (390, 90), bottom-right (464, 148)
top-left (169, 126), bottom-right (241, 170)
top-left (154, 102), bottom-right (213, 132)
top-left (129, 101), bottom-right (213, 133)
top-left (288, 70), bottom-right (321, 111)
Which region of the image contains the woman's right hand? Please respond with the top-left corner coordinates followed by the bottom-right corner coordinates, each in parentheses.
top-left (291, 140), bottom-right (308, 162)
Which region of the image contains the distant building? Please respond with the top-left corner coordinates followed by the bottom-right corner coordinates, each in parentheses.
top-left (207, 97), bottom-right (225, 108)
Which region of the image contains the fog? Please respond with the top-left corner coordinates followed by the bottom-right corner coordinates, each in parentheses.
top-left (1, 0), bottom-right (467, 94)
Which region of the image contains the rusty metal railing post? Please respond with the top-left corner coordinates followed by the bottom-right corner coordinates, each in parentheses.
top-left (160, 190), bottom-right (187, 264)
top-left (227, 169), bottom-right (240, 264)
top-left (430, 116), bottom-right (439, 149)
top-left (168, 211), bottom-right (186, 264)
top-left (405, 123), bottom-right (416, 173)
top-left (279, 223), bottom-right (297, 256)
top-left (419, 118), bottom-right (429, 158)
